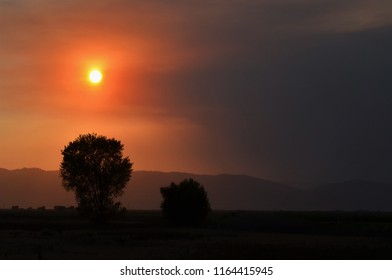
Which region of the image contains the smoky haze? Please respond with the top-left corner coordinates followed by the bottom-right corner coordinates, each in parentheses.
top-left (0, 0), bottom-right (391, 183)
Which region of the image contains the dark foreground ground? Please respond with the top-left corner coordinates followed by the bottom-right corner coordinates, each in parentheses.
top-left (1, 209), bottom-right (392, 259)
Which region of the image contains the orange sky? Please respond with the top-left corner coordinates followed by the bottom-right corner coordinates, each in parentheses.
top-left (2, 0), bottom-right (392, 183)
top-left (0, 1), bottom-right (241, 175)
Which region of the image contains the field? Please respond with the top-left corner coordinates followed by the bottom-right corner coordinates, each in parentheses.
top-left (1, 210), bottom-right (392, 259)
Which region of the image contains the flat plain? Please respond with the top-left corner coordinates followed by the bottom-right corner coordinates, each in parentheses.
top-left (1, 210), bottom-right (392, 259)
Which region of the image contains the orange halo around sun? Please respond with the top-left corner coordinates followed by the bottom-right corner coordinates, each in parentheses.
top-left (89, 69), bottom-right (103, 84)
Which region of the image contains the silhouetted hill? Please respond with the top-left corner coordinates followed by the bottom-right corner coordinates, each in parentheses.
top-left (125, 171), bottom-right (300, 210)
top-left (1, 168), bottom-right (392, 211)
top-left (301, 180), bottom-right (392, 211)
top-left (0, 168), bottom-right (73, 208)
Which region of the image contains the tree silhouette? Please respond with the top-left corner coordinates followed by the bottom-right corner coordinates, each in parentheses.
top-left (160, 178), bottom-right (211, 225)
top-left (60, 133), bottom-right (132, 223)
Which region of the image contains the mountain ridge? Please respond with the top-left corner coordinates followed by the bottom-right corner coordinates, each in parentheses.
top-left (1, 168), bottom-right (392, 211)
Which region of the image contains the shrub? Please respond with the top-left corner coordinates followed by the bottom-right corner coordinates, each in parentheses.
top-left (160, 178), bottom-right (211, 225)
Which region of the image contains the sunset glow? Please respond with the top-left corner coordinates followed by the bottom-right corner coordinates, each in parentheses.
top-left (1, 0), bottom-right (392, 183)
top-left (2, 0), bottom-right (392, 264)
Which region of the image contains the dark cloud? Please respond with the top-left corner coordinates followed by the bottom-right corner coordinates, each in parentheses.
top-left (139, 1), bottom-right (392, 182)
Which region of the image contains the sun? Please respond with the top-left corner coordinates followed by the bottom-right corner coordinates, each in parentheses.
top-left (89, 69), bottom-right (103, 84)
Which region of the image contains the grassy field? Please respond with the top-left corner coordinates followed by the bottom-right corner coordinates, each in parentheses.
top-left (1, 209), bottom-right (392, 259)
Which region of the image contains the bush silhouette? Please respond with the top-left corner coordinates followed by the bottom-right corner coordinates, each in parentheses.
top-left (60, 133), bottom-right (132, 223)
top-left (160, 178), bottom-right (211, 225)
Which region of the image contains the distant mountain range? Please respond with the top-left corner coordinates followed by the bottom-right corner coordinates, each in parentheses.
top-left (0, 168), bottom-right (392, 211)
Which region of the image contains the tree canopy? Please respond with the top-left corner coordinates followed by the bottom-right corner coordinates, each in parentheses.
top-left (60, 133), bottom-right (132, 223)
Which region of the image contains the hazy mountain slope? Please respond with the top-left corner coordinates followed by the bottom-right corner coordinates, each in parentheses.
top-left (0, 168), bottom-right (73, 208)
top-left (1, 168), bottom-right (392, 211)
top-left (0, 168), bottom-right (299, 210)
top-left (302, 180), bottom-right (392, 211)
top-left (124, 171), bottom-right (300, 210)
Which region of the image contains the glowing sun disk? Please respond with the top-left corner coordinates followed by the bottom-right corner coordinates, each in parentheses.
top-left (89, 69), bottom-right (102, 84)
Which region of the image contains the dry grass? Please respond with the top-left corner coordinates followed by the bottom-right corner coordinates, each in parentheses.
top-left (1, 210), bottom-right (392, 259)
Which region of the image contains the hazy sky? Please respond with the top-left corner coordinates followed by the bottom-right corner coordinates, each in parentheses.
top-left (1, 0), bottom-right (392, 183)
